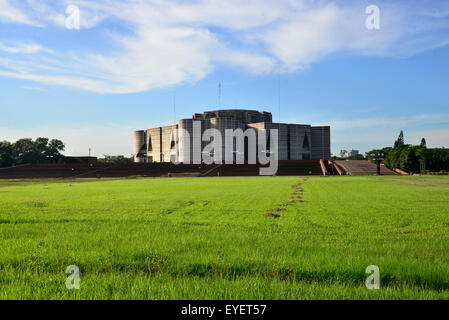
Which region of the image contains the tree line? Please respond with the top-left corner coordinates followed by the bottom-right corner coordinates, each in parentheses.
top-left (0, 138), bottom-right (65, 168)
top-left (366, 131), bottom-right (449, 174)
top-left (98, 155), bottom-right (133, 163)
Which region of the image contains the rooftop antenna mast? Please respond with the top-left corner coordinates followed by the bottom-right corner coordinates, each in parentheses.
top-left (173, 90), bottom-right (177, 124)
top-left (218, 81), bottom-right (222, 108)
top-left (278, 66), bottom-right (281, 124)
top-left (276, 65), bottom-right (282, 162)
top-left (173, 90), bottom-right (179, 159)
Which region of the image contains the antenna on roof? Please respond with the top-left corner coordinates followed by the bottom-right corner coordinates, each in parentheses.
top-left (173, 90), bottom-right (177, 124)
top-left (218, 81), bottom-right (222, 108)
top-left (277, 66), bottom-right (281, 159)
top-left (278, 66), bottom-right (281, 124)
top-left (173, 90), bottom-right (179, 159)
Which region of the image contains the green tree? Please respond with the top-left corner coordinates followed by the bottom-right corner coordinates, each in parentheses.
top-left (12, 138), bottom-right (36, 164)
top-left (46, 139), bottom-right (65, 162)
top-left (366, 147), bottom-right (391, 162)
top-left (11, 138), bottom-right (65, 165)
top-left (34, 137), bottom-right (50, 163)
top-left (427, 148), bottom-right (449, 172)
top-left (416, 145), bottom-right (428, 173)
top-left (0, 141), bottom-right (13, 168)
top-left (367, 137), bottom-right (449, 173)
top-left (99, 155), bottom-right (133, 163)
top-left (384, 147), bottom-right (400, 169)
top-left (420, 138), bottom-right (427, 148)
top-left (394, 130), bottom-right (405, 148)
top-left (398, 146), bottom-right (419, 173)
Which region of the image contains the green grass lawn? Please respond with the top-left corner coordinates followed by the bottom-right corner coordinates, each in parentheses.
top-left (0, 175), bottom-right (448, 299)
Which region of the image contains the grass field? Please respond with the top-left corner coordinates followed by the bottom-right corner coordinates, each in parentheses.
top-left (0, 175), bottom-right (448, 299)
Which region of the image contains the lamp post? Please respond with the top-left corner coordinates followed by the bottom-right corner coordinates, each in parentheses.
top-left (369, 152), bottom-right (385, 175)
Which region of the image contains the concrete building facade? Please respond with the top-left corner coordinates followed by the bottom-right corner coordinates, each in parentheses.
top-left (134, 109), bottom-right (331, 163)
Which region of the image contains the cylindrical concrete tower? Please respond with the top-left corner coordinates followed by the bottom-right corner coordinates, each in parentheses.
top-left (134, 130), bottom-right (146, 163)
top-left (178, 119), bottom-right (194, 164)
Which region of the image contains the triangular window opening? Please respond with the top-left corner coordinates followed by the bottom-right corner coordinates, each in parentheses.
top-left (148, 135), bottom-right (152, 152)
top-left (302, 133), bottom-right (310, 149)
top-left (266, 130), bottom-right (271, 152)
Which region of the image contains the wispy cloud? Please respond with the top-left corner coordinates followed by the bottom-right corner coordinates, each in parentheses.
top-left (328, 113), bottom-right (449, 154)
top-left (0, 0), bottom-right (43, 26)
top-left (20, 85), bottom-right (48, 92)
top-left (1, 0), bottom-right (449, 93)
top-left (0, 42), bottom-right (53, 54)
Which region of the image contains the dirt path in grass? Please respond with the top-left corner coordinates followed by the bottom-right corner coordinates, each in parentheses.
top-left (264, 178), bottom-right (308, 218)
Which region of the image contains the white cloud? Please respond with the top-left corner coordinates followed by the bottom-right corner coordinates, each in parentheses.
top-left (0, 42), bottom-right (53, 54)
top-left (0, 0), bottom-right (105, 29)
top-left (23, 0), bottom-right (106, 29)
top-left (0, 0), bottom-right (42, 26)
top-left (0, 0), bottom-right (449, 93)
top-left (20, 85), bottom-right (48, 92)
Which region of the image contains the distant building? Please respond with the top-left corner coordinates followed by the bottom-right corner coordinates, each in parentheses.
top-left (134, 109), bottom-right (331, 163)
top-left (340, 149), bottom-right (360, 158)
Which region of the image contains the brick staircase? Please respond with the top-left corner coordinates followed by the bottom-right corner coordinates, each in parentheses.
top-left (335, 160), bottom-right (396, 175)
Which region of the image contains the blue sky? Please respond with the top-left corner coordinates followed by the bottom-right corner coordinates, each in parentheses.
top-left (1, 0), bottom-right (448, 157)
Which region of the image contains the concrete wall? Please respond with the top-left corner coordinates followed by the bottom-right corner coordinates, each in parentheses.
top-left (147, 127), bottom-right (162, 162)
top-left (161, 125), bottom-right (178, 163)
top-left (267, 123), bottom-right (289, 161)
top-left (193, 110), bottom-right (272, 124)
top-left (209, 117), bottom-right (244, 163)
top-left (178, 119), bottom-right (208, 164)
top-left (288, 124), bottom-right (311, 160)
top-left (178, 119), bottom-right (194, 164)
top-left (311, 126), bottom-right (331, 160)
top-left (247, 122), bottom-right (289, 161)
top-left (133, 130), bottom-right (146, 163)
